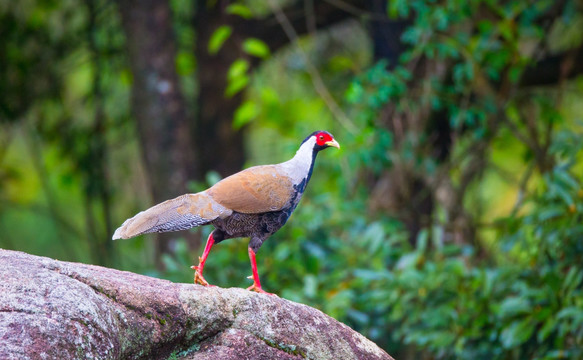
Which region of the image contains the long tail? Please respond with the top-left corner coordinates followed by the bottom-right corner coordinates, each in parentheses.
top-left (112, 192), bottom-right (231, 240)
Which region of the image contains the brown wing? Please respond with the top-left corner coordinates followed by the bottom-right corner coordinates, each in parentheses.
top-left (207, 165), bottom-right (293, 214)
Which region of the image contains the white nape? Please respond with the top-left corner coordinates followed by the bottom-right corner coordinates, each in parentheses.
top-left (279, 136), bottom-right (317, 185)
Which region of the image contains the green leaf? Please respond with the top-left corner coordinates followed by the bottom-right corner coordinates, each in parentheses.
top-left (416, 229), bottom-right (428, 253)
top-left (554, 169), bottom-right (580, 190)
top-left (429, 331), bottom-right (456, 347)
top-left (303, 274), bottom-right (318, 298)
top-left (538, 316), bottom-right (556, 342)
top-left (120, 69), bottom-right (133, 86)
top-left (396, 253), bottom-right (420, 270)
top-left (353, 269), bottom-right (393, 281)
top-left (554, 185), bottom-right (574, 207)
top-left (226, 3), bottom-right (253, 19)
top-left (175, 51), bottom-right (196, 76)
top-left (508, 66), bottom-right (522, 83)
top-left (328, 55), bottom-right (354, 72)
top-left (225, 75), bottom-right (249, 97)
top-left (345, 81), bottom-right (363, 103)
top-left (225, 59), bottom-right (250, 96)
top-left (225, 58), bottom-right (250, 96)
top-left (557, 306), bottom-right (583, 321)
top-left (233, 100), bottom-right (259, 129)
top-left (501, 318), bottom-right (535, 348)
top-left (387, 0), bottom-right (409, 18)
top-left (498, 297), bottom-right (531, 318)
top-left (563, 267), bottom-right (583, 292)
top-left (362, 221), bottom-right (385, 254)
top-left (499, 19), bottom-right (515, 42)
top-left (208, 25), bottom-right (232, 55)
top-left (227, 59), bottom-right (250, 81)
top-left (537, 206), bottom-right (563, 221)
top-left (242, 38), bottom-right (270, 58)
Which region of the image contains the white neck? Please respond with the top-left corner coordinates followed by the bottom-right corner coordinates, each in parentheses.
top-left (279, 136), bottom-right (316, 184)
top-left (292, 136), bottom-right (317, 163)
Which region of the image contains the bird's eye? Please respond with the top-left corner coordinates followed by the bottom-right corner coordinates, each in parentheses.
top-left (318, 135), bottom-right (324, 140)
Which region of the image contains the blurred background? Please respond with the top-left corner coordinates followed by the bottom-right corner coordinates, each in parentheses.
top-left (1, 0), bottom-right (583, 358)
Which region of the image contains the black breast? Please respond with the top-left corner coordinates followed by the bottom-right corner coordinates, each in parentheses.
top-left (210, 179), bottom-right (306, 250)
top-left (212, 209), bottom-right (291, 241)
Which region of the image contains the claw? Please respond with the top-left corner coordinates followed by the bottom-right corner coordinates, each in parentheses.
top-left (246, 274), bottom-right (276, 295)
top-left (246, 282), bottom-right (276, 296)
top-left (246, 247), bottom-right (276, 295)
top-left (191, 265), bottom-right (215, 287)
top-left (191, 233), bottom-right (216, 287)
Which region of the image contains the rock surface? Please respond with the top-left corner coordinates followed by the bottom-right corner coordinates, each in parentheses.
top-left (0, 249), bottom-right (394, 360)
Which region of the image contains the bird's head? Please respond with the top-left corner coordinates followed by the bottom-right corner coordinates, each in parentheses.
top-left (303, 130), bottom-right (340, 152)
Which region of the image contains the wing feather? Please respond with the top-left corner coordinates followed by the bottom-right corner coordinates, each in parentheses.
top-left (207, 165), bottom-right (293, 214)
top-left (112, 192), bottom-right (232, 239)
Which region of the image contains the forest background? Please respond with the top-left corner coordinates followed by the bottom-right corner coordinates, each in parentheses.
top-left (1, 0), bottom-right (583, 358)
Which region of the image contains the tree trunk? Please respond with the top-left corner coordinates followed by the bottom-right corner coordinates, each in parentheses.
top-left (194, 2), bottom-right (246, 178)
top-left (119, 0), bottom-right (198, 268)
top-left (117, 0), bottom-right (358, 268)
top-left (192, 0), bottom-right (358, 178)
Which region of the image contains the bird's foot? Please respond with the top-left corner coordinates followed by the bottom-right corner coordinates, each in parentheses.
top-left (246, 283), bottom-right (276, 295)
top-left (191, 265), bottom-right (216, 287)
top-left (246, 276), bottom-right (276, 296)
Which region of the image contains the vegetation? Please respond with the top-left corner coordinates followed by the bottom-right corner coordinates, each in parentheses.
top-left (1, 0), bottom-right (582, 358)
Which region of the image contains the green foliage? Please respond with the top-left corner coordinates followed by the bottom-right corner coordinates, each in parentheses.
top-left (233, 100), bottom-right (259, 129)
top-left (2, 1), bottom-right (583, 360)
top-left (371, 146), bottom-right (583, 358)
top-left (176, 51), bottom-right (196, 76)
top-left (226, 3), bottom-right (253, 19)
top-left (226, 59), bottom-right (250, 97)
top-left (242, 38), bottom-right (270, 59)
top-left (208, 25), bottom-right (232, 55)
top-left (328, 1), bottom-right (583, 357)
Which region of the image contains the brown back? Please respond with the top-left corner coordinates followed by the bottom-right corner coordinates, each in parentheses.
top-left (207, 165), bottom-right (293, 214)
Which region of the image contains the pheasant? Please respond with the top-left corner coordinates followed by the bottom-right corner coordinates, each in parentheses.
top-left (112, 131), bottom-right (339, 294)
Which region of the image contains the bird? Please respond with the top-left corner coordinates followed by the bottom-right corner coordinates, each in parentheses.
top-left (112, 131), bottom-right (339, 294)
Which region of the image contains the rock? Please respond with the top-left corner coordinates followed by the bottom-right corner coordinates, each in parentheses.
top-left (0, 249), bottom-right (394, 360)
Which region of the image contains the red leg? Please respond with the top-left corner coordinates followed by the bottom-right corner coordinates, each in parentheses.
top-left (246, 247), bottom-right (276, 295)
top-left (191, 232), bottom-right (216, 286)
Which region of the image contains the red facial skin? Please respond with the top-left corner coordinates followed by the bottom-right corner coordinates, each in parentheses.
top-left (314, 132), bottom-right (334, 147)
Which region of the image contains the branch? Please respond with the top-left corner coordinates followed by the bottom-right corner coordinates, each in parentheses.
top-left (511, 162), bottom-right (536, 214)
top-left (266, 0), bottom-right (357, 133)
top-left (241, 0), bottom-right (362, 52)
top-left (520, 45), bottom-right (583, 87)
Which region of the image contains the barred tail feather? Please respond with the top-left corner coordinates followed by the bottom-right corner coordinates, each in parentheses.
top-left (112, 192), bottom-right (230, 240)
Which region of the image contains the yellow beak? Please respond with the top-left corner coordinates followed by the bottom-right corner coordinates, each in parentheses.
top-left (325, 139), bottom-right (340, 149)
